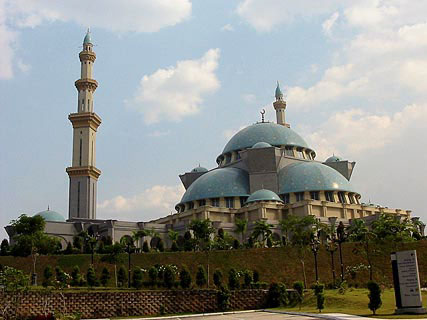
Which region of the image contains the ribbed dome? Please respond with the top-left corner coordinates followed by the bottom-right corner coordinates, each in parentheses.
top-left (180, 168), bottom-right (249, 204)
top-left (246, 189), bottom-right (283, 204)
top-left (191, 166), bottom-right (208, 173)
top-left (325, 155), bottom-right (343, 163)
top-left (278, 162), bottom-right (357, 194)
top-left (35, 209), bottom-right (66, 222)
top-left (218, 122), bottom-right (312, 161)
top-left (252, 142), bottom-right (272, 149)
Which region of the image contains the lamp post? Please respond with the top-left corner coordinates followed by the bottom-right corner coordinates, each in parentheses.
top-left (310, 225), bottom-right (321, 283)
top-left (124, 239), bottom-right (135, 288)
top-left (326, 235), bottom-right (337, 286)
top-left (336, 221), bottom-right (346, 283)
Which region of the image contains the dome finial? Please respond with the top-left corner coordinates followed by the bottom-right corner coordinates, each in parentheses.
top-left (83, 28), bottom-right (92, 45)
top-left (275, 81), bottom-right (283, 101)
top-left (47, 205), bottom-right (50, 211)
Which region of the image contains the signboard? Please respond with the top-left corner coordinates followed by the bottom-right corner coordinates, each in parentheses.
top-left (391, 250), bottom-right (425, 313)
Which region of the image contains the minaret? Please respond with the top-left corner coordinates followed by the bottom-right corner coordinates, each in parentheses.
top-left (66, 30), bottom-right (102, 220)
top-left (273, 81), bottom-right (289, 127)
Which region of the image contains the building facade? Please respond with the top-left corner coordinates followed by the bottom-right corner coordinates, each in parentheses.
top-left (5, 32), bottom-right (417, 248)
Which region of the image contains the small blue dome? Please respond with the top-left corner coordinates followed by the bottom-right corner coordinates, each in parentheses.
top-left (325, 155), bottom-right (343, 163)
top-left (252, 142), bottom-right (272, 149)
top-left (278, 162), bottom-right (357, 194)
top-left (191, 166), bottom-right (208, 173)
top-left (180, 168), bottom-right (249, 204)
top-left (219, 122), bottom-right (312, 161)
top-left (246, 189), bottom-right (283, 204)
top-left (83, 30), bottom-right (92, 45)
top-left (35, 209), bottom-right (66, 222)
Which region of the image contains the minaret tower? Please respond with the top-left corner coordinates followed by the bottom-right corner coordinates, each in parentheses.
top-left (66, 30), bottom-right (101, 220)
top-left (273, 81), bottom-right (289, 127)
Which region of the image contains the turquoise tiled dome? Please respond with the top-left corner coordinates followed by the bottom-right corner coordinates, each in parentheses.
top-left (180, 168), bottom-right (249, 203)
top-left (83, 31), bottom-right (92, 45)
top-left (325, 155), bottom-right (343, 162)
top-left (246, 189), bottom-right (283, 204)
top-left (35, 209), bottom-right (66, 222)
top-left (191, 166), bottom-right (208, 173)
top-left (278, 162), bottom-right (357, 194)
top-left (219, 122), bottom-right (311, 161)
top-left (252, 142), bottom-right (272, 149)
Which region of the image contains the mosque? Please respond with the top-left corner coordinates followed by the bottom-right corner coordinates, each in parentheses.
top-left (5, 31), bottom-right (415, 248)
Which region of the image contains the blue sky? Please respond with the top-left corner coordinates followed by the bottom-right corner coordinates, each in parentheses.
top-left (1, 0), bottom-right (427, 240)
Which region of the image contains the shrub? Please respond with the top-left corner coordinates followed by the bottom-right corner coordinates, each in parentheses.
top-left (367, 281), bottom-right (382, 315)
top-left (132, 268), bottom-right (143, 289)
top-left (213, 269), bottom-right (223, 288)
top-left (293, 281), bottom-right (304, 308)
top-left (158, 239), bottom-right (165, 252)
top-left (55, 266), bottom-right (68, 286)
top-left (266, 282), bottom-right (288, 307)
top-left (180, 266), bottom-right (192, 289)
top-left (117, 266), bottom-right (127, 287)
top-left (148, 266), bottom-right (158, 284)
top-left (142, 241), bottom-right (149, 253)
top-left (228, 268), bottom-right (239, 290)
top-left (163, 265), bottom-right (175, 289)
top-left (171, 241), bottom-right (179, 252)
top-left (338, 280), bottom-right (348, 295)
top-left (313, 283), bottom-right (325, 312)
top-left (232, 239), bottom-right (239, 249)
top-left (100, 267), bottom-right (110, 287)
top-left (71, 266), bottom-right (83, 286)
top-left (196, 265), bottom-right (207, 288)
top-left (243, 270), bottom-right (253, 288)
top-left (253, 270), bottom-right (260, 283)
top-left (217, 286), bottom-right (231, 311)
top-left (266, 237), bottom-right (273, 248)
top-left (64, 242), bottom-right (73, 255)
top-left (86, 266), bottom-right (99, 287)
top-left (42, 266), bottom-right (53, 287)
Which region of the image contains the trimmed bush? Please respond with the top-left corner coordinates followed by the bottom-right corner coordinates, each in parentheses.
top-left (266, 237), bottom-right (273, 248)
top-left (367, 281), bottom-right (382, 315)
top-left (180, 265), bottom-right (192, 289)
top-left (163, 265), bottom-right (175, 289)
top-left (86, 266), bottom-right (99, 287)
top-left (314, 283), bottom-right (325, 312)
top-left (171, 241), bottom-right (179, 252)
top-left (217, 286), bottom-right (231, 311)
top-left (117, 266), bottom-right (127, 287)
top-left (142, 241), bottom-right (149, 253)
top-left (100, 267), bottom-right (110, 287)
top-left (42, 266), bottom-right (53, 287)
top-left (293, 281), bottom-right (304, 308)
top-left (158, 239), bottom-right (165, 252)
top-left (148, 266), bottom-right (158, 285)
top-left (266, 282), bottom-right (288, 308)
top-left (196, 265), bottom-right (207, 288)
top-left (228, 268), bottom-right (239, 290)
top-left (132, 268), bottom-right (143, 289)
top-left (232, 239), bottom-right (239, 249)
top-left (71, 265), bottom-right (83, 286)
top-left (213, 269), bottom-right (223, 288)
top-left (55, 266), bottom-right (68, 287)
top-left (253, 270), bottom-right (260, 283)
top-left (243, 270), bottom-right (253, 288)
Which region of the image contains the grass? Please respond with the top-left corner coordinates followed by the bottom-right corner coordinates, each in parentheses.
top-left (277, 288), bottom-right (427, 319)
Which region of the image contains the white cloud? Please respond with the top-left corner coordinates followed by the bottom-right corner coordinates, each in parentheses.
top-left (0, 0), bottom-right (192, 79)
top-left (322, 11), bottom-right (339, 35)
top-left (221, 24), bottom-right (234, 32)
top-left (242, 93), bottom-right (256, 103)
top-left (130, 49), bottom-right (221, 124)
top-left (98, 184), bottom-right (185, 220)
top-left (147, 130), bottom-right (171, 137)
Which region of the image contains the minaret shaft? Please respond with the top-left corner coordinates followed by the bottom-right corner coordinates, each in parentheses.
top-left (66, 31), bottom-right (101, 220)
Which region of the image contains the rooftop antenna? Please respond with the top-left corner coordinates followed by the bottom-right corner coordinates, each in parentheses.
top-left (260, 109), bottom-right (265, 123)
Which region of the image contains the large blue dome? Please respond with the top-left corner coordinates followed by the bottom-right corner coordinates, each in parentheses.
top-left (278, 162), bottom-right (357, 194)
top-left (35, 209), bottom-right (66, 222)
top-left (180, 168), bottom-right (249, 204)
top-left (220, 122), bottom-right (311, 157)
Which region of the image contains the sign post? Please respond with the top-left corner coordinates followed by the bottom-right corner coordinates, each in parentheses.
top-left (391, 250), bottom-right (426, 314)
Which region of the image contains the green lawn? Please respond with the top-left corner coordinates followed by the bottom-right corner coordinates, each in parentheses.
top-left (277, 289), bottom-right (427, 318)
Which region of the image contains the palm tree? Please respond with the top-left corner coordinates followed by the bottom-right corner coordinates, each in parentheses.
top-left (279, 215), bottom-right (299, 246)
top-left (132, 230), bottom-right (147, 251)
top-left (251, 220), bottom-right (273, 247)
top-left (101, 242), bottom-right (124, 287)
top-left (234, 218), bottom-right (248, 245)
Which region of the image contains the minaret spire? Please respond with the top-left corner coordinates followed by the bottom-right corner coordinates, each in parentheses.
top-left (273, 81), bottom-right (289, 127)
top-left (66, 31), bottom-right (102, 220)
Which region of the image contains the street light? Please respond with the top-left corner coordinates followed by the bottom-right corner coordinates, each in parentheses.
top-left (336, 221), bottom-right (346, 283)
top-left (325, 233), bottom-right (338, 286)
top-left (310, 224), bottom-right (321, 283)
top-left (124, 239), bottom-right (135, 288)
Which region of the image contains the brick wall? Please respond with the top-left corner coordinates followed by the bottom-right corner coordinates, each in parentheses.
top-left (1, 289), bottom-right (268, 319)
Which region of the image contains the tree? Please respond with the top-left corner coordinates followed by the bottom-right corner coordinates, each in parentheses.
top-left (72, 235), bottom-right (83, 252)
top-left (42, 266), bottom-right (53, 287)
top-left (196, 265), bottom-right (207, 288)
top-left (132, 230), bottom-right (147, 251)
top-left (0, 266), bottom-right (30, 319)
top-left (117, 266), bottom-right (127, 287)
top-left (132, 268), bottom-right (143, 289)
top-left (347, 219), bottom-right (376, 280)
top-left (171, 241), bottom-right (179, 252)
top-left (142, 240), bottom-right (150, 253)
top-left (180, 266), bottom-right (192, 289)
top-left (158, 239), bottom-right (165, 252)
top-left (228, 268), bottom-right (239, 290)
top-left (266, 283), bottom-right (288, 307)
top-left (183, 231), bottom-right (194, 251)
top-left (234, 218), bottom-right (248, 245)
top-left (64, 242), bottom-right (73, 255)
top-left (213, 269), bottom-right (223, 287)
top-left (279, 215), bottom-right (299, 246)
top-left (101, 267), bottom-right (110, 287)
top-left (367, 281), bottom-right (382, 315)
top-left (293, 281), bottom-right (304, 309)
top-left (86, 266), bottom-right (99, 287)
top-left (168, 230), bottom-right (179, 242)
top-left (55, 266), bottom-right (68, 287)
top-left (101, 242), bottom-right (124, 287)
top-left (71, 266), bottom-right (83, 286)
top-left (189, 219), bottom-right (215, 250)
top-left (0, 239), bottom-right (10, 256)
top-left (251, 220), bottom-right (273, 247)
top-left (217, 286), bottom-right (231, 311)
top-left (163, 265), bottom-right (175, 289)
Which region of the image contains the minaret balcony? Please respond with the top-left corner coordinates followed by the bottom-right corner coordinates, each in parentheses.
top-left (68, 112), bottom-right (102, 131)
top-left (79, 51), bottom-right (96, 62)
top-left (66, 166), bottom-right (101, 180)
top-left (75, 78), bottom-right (98, 91)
